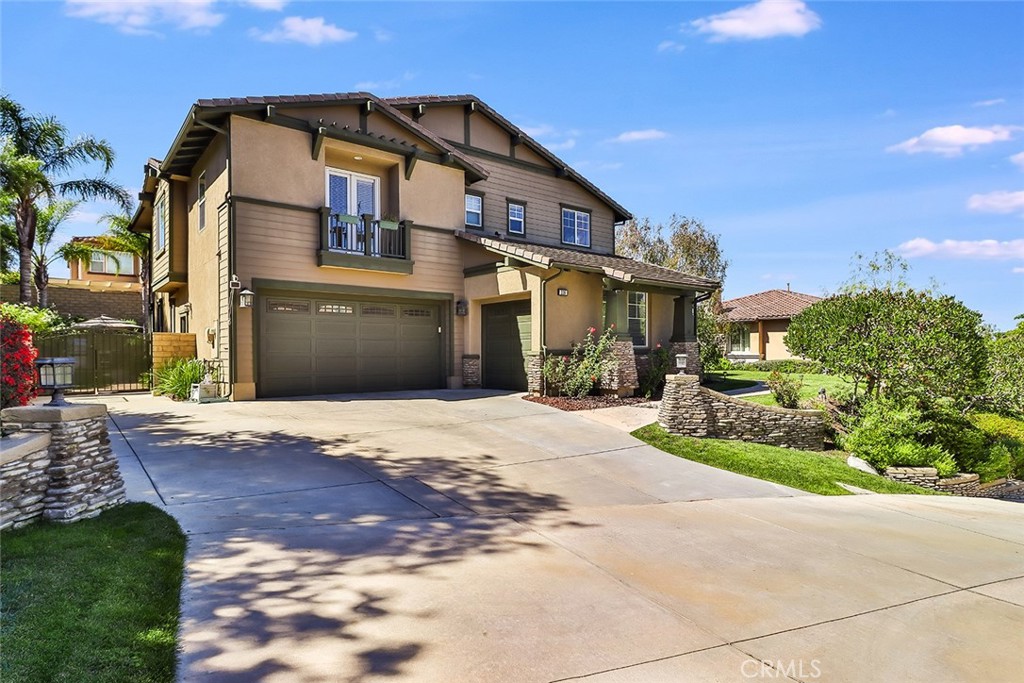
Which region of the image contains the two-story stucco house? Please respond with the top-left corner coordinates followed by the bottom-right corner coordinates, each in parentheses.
top-left (129, 92), bottom-right (717, 400)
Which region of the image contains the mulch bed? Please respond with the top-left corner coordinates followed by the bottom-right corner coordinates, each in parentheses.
top-left (524, 395), bottom-right (655, 411)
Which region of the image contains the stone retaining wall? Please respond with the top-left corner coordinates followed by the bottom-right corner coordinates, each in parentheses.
top-left (0, 432), bottom-right (52, 530)
top-left (658, 374), bottom-right (825, 450)
top-left (883, 467), bottom-right (1019, 498)
top-left (1, 404), bottom-right (126, 525)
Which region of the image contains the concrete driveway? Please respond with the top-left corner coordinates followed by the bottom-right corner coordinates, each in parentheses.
top-left (99, 391), bottom-right (1024, 682)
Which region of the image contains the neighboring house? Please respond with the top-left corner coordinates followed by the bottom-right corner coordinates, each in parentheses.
top-left (721, 288), bottom-right (821, 362)
top-left (66, 237), bottom-right (141, 284)
top-left (128, 92), bottom-right (717, 400)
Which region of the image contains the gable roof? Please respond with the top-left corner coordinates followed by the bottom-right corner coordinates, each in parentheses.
top-left (457, 232), bottom-right (719, 292)
top-left (385, 95), bottom-right (632, 223)
top-left (160, 92), bottom-right (488, 181)
top-left (721, 289), bottom-right (822, 322)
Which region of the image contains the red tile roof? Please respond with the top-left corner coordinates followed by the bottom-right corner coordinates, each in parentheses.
top-left (721, 289), bottom-right (822, 322)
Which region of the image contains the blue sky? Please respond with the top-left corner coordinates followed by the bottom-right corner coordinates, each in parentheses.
top-left (3, 0), bottom-right (1022, 329)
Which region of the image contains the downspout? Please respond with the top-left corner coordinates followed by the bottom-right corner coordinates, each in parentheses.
top-left (538, 266), bottom-right (565, 395)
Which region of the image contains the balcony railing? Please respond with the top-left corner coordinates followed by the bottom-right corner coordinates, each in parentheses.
top-left (318, 210), bottom-right (413, 274)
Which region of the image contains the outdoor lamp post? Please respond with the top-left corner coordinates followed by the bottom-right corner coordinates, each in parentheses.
top-left (35, 357), bottom-right (76, 407)
top-left (238, 288), bottom-right (255, 309)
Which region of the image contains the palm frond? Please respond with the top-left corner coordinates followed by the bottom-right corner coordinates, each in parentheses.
top-left (56, 178), bottom-right (132, 212)
top-left (43, 135), bottom-right (116, 174)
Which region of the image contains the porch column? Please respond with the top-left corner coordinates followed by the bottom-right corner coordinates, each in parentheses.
top-left (603, 289), bottom-right (633, 342)
top-left (669, 292), bottom-right (702, 377)
top-left (601, 288), bottom-right (638, 396)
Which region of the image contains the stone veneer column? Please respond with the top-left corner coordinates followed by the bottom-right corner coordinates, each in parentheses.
top-left (601, 340), bottom-right (639, 397)
top-left (1, 404), bottom-right (126, 523)
top-left (657, 374), bottom-right (708, 437)
top-left (526, 352), bottom-right (545, 395)
top-left (462, 354), bottom-right (481, 388)
top-left (0, 432), bottom-right (52, 530)
top-left (669, 341), bottom-right (702, 378)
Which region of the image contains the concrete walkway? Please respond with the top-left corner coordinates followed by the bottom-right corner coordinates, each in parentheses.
top-left (97, 391), bottom-right (1024, 682)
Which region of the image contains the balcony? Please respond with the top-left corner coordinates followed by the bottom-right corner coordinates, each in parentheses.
top-left (317, 210), bottom-right (414, 274)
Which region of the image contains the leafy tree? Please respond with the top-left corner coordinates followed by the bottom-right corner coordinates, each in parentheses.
top-left (786, 288), bottom-right (988, 408)
top-left (0, 96), bottom-right (130, 304)
top-left (616, 215), bottom-right (730, 368)
top-left (984, 315), bottom-right (1024, 417)
top-left (30, 200), bottom-right (93, 308)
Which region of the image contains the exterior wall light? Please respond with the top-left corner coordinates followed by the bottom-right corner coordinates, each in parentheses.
top-left (238, 288), bottom-right (255, 309)
top-left (36, 357), bottom-right (76, 406)
top-left (557, 287), bottom-right (569, 297)
top-left (455, 299), bottom-right (469, 316)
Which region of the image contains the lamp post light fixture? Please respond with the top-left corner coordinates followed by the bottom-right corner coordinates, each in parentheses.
top-left (35, 357), bottom-right (76, 407)
top-left (238, 288), bottom-right (255, 309)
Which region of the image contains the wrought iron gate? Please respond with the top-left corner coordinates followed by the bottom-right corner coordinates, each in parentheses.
top-left (35, 330), bottom-right (152, 393)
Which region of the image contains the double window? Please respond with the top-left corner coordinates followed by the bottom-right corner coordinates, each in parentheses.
top-left (627, 291), bottom-right (647, 347)
top-left (561, 207), bottom-right (591, 247)
top-left (90, 251), bottom-right (136, 276)
top-left (730, 325), bottom-right (751, 353)
top-left (465, 194), bottom-right (483, 228)
top-left (326, 168), bottom-right (380, 253)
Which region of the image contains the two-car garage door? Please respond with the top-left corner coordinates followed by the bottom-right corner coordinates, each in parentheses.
top-left (259, 294), bottom-right (443, 398)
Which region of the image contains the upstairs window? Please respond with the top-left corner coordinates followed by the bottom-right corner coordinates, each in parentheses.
top-left (198, 172), bottom-right (207, 232)
top-left (326, 168), bottom-right (379, 219)
top-left (154, 196), bottom-right (166, 252)
top-left (561, 207), bottom-right (590, 247)
top-left (465, 194), bottom-right (483, 228)
top-left (90, 251), bottom-right (136, 275)
top-left (507, 201), bottom-right (525, 235)
top-left (627, 291), bottom-right (647, 347)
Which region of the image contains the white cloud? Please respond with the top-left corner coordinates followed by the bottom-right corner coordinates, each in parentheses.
top-left (1013, 267), bottom-right (1024, 274)
top-left (657, 40), bottom-right (685, 53)
top-left (354, 72), bottom-right (415, 92)
top-left (546, 139), bottom-right (576, 152)
top-left (897, 238), bottom-right (1024, 260)
top-left (886, 124), bottom-right (1017, 157)
top-left (250, 16), bottom-right (356, 45)
top-left (691, 0), bottom-right (822, 42)
top-left (374, 28), bottom-right (394, 42)
top-left (65, 0), bottom-right (225, 35)
top-left (611, 129), bottom-right (669, 143)
top-left (967, 190), bottom-right (1024, 216)
top-left (1010, 152), bottom-right (1024, 170)
top-left (878, 108), bottom-right (897, 119)
top-left (520, 124), bottom-right (555, 138)
top-left (973, 98), bottom-right (1006, 107)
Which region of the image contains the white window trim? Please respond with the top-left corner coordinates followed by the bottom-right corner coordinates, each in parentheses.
top-left (628, 291), bottom-right (648, 348)
top-left (89, 251), bottom-right (136, 276)
top-left (197, 172), bottom-right (207, 232)
top-left (508, 202), bottom-right (525, 235)
top-left (730, 325), bottom-right (752, 353)
top-left (561, 207), bottom-right (591, 247)
top-left (325, 167), bottom-right (381, 219)
top-left (154, 196), bottom-right (167, 253)
top-left (465, 193), bottom-right (483, 228)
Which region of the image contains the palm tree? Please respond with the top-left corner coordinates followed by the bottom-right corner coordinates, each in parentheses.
top-left (30, 200), bottom-right (93, 308)
top-left (73, 209), bottom-right (152, 333)
top-left (0, 96), bottom-right (130, 304)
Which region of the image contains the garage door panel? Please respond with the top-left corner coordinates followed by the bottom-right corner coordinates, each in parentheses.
top-left (260, 294), bottom-right (442, 397)
top-left (483, 300), bottom-right (531, 391)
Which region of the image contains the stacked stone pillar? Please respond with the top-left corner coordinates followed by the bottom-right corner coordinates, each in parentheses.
top-left (1, 404), bottom-right (126, 524)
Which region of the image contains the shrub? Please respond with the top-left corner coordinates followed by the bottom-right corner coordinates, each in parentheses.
top-left (742, 358), bottom-right (823, 374)
top-left (153, 358), bottom-right (205, 401)
top-left (841, 399), bottom-right (957, 475)
top-left (766, 370), bottom-right (803, 409)
top-left (638, 344), bottom-right (672, 398)
top-left (1, 316), bottom-right (38, 409)
top-left (542, 326), bottom-right (616, 398)
top-left (971, 412), bottom-right (1024, 479)
top-left (0, 302), bottom-right (74, 335)
top-left (0, 271), bottom-right (18, 285)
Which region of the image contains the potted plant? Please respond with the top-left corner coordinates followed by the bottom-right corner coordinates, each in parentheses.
top-left (378, 213), bottom-right (401, 231)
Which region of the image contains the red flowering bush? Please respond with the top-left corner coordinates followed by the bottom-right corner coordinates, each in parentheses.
top-left (541, 326), bottom-right (617, 398)
top-left (1, 316), bottom-right (38, 409)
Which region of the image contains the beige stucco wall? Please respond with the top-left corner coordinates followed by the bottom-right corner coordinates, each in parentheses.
top-left (469, 114), bottom-right (509, 155)
top-left (464, 267), bottom-right (541, 355)
top-left (646, 293), bottom-right (676, 348)
top-left (414, 107), bottom-right (464, 143)
top-left (762, 319), bottom-right (795, 360)
top-left (543, 269), bottom-right (604, 350)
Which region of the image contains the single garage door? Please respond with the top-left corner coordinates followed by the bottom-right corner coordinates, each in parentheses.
top-left (259, 295), bottom-right (443, 398)
top-left (482, 299), bottom-right (531, 391)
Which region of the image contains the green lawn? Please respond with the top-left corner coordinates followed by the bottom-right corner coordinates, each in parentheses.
top-left (632, 423), bottom-right (937, 496)
top-left (704, 370), bottom-right (853, 407)
top-left (1, 503), bottom-right (186, 683)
